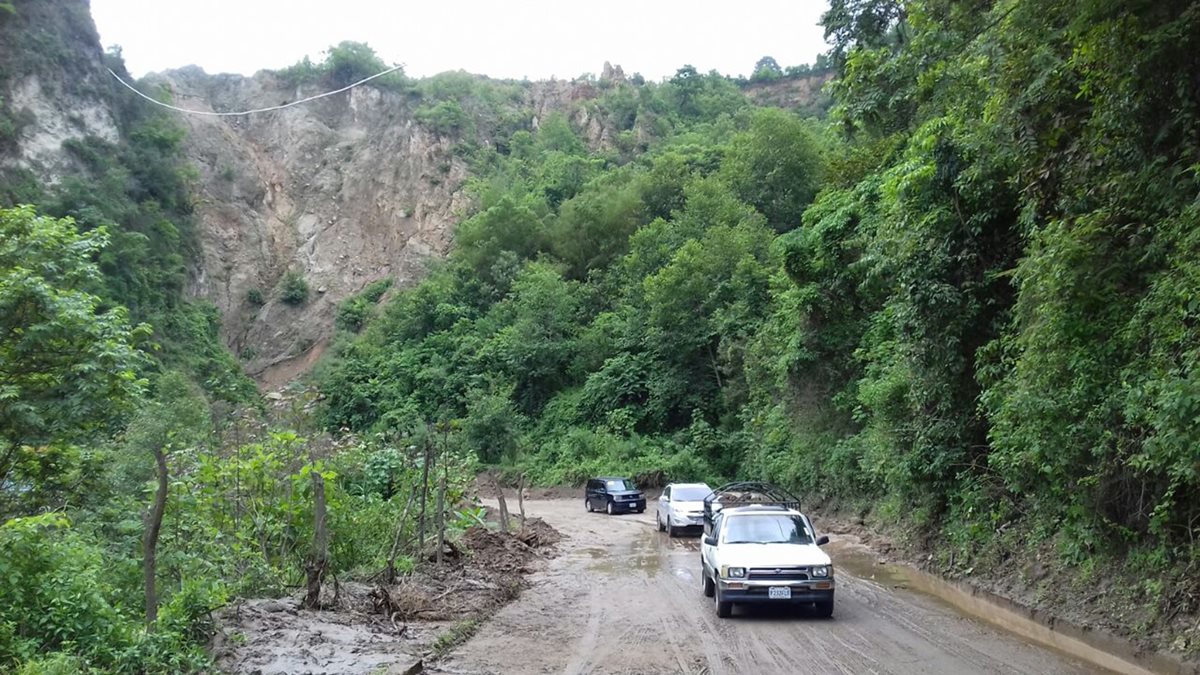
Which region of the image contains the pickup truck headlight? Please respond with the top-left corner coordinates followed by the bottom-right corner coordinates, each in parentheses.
top-left (725, 566), bottom-right (746, 579)
top-left (811, 565), bottom-right (831, 578)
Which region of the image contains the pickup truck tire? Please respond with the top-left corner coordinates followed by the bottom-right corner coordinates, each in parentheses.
top-left (606, 501), bottom-right (615, 515)
top-left (703, 573), bottom-right (715, 598)
top-left (814, 600), bottom-right (834, 618)
top-left (714, 586), bottom-right (732, 618)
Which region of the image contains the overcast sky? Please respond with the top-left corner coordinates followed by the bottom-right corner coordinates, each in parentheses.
top-left (90, 1), bottom-right (831, 82)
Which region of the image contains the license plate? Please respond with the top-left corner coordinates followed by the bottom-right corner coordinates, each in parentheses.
top-left (768, 587), bottom-right (792, 600)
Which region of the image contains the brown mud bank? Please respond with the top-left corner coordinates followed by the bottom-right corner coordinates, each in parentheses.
top-left (814, 508), bottom-right (1199, 675)
top-left (210, 517), bottom-right (563, 675)
top-left (827, 535), bottom-right (1195, 675)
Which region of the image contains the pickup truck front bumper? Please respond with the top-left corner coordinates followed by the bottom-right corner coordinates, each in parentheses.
top-left (718, 579), bottom-right (835, 604)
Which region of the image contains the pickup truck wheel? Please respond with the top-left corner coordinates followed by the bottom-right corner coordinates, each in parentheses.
top-left (606, 501), bottom-right (615, 515)
top-left (814, 600), bottom-right (834, 618)
top-left (703, 573), bottom-right (715, 598)
top-left (714, 586), bottom-right (732, 618)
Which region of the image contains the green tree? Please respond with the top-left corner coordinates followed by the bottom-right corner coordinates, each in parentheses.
top-left (0, 206), bottom-right (149, 489)
top-left (721, 108), bottom-right (825, 232)
top-left (751, 55), bottom-right (783, 81)
top-left (279, 270), bottom-right (310, 305)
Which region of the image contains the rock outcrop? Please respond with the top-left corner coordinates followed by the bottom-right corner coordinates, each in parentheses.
top-left (1, 0), bottom-right (832, 387)
top-left (156, 69), bottom-right (472, 384)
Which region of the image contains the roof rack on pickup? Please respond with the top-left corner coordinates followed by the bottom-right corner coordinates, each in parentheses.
top-left (701, 481), bottom-right (802, 527)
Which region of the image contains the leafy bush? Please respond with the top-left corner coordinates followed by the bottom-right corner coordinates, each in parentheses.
top-left (279, 270), bottom-right (309, 305)
top-left (277, 41), bottom-right (408, 92)
top-left (335, 278), bottom-right (392, 332)
top-left (0, 515), bottom-right (211, 673)
top-left (416, 100), bottom-right (470, 136)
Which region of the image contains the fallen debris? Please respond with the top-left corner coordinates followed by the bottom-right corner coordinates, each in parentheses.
top-left (214, 516), bottom-right (564, 673)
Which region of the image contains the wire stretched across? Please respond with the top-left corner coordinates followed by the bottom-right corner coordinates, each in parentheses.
top-left (106, 64), bottom-right (405, 116)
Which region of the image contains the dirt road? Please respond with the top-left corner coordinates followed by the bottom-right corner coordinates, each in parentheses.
top-left (436, 498), bottom-right (1104, 675)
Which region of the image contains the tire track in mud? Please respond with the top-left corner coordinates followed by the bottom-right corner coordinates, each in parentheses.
top-left (562, 583), bottom-right (603, 675)
top-left (436, 499), bottom-right (1105, 675)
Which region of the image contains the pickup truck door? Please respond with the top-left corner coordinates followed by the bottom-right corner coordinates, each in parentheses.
top-left (701, 513), bottom-right (722, 572)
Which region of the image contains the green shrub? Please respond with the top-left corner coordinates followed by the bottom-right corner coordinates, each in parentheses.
top-left (246, 288), bottom-right (265, 306)
top-left (279, 271), bottom-right (309, 305)
top-left (415, 100), bottom-right (470, 136)
top-left (335, 279), bottom-right (391, 331)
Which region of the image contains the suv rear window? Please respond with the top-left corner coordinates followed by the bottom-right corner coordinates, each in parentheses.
top-left (723, 514), bottom-right (813, 545)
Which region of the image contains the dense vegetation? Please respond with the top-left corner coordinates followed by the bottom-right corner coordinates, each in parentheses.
top-left (322, 0), bottom-right (1200, 641)
top-left (0, 24), bottom-right (480, 673)
top-left (2, 0), bottom-right (1199, 669)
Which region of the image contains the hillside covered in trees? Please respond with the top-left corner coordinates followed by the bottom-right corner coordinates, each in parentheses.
top-left (1, 0), bottom-right (1199, 671)
top-left (321, 0), bottom-right (1200, 653)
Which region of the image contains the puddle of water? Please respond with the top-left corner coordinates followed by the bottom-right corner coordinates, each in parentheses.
top-left (828, 542), bottom-right (1169, 675)
top-left (587, 529), bottom-right (664, 575)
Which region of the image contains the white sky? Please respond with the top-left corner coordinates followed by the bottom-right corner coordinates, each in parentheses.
top-left (90, 1), bottom-right (831, 82)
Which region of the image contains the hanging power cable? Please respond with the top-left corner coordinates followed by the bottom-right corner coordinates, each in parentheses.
top-left (106, 64), bottom-right (405, 116)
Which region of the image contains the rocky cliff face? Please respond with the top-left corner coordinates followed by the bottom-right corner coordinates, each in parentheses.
top-left (155, 69), bottom-right (474, 385)
top-left (0, 0), bottom-right (120, 182)
top-left (1, 1), bottom-right (831, 387)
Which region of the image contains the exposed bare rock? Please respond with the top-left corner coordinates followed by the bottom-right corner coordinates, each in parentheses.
top-left (152, 69), bottom-right (472, 384)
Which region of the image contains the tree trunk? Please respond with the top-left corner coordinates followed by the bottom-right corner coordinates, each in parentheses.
top-left (304, 470), bottom-right (329, 609)
top-left (517, 474), bottom-right (527, 531)
top-left (144, 446), bottom-right (169, 631)
top-left (418, 439), bottom-right (431, 551)
top-left (435, 466), bottom-right (447, 565)
top-left (491, 472), bottom-right (510, 533)
top-left (386, 489), bottom-right (416, 583)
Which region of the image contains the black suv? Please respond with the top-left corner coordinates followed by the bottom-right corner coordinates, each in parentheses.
top-left (585, 477), bottom-right (646, 515)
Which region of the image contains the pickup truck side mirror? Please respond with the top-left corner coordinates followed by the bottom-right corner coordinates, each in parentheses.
top-left (703, 536), bottom-right (717, 546)
top-left (816, 535), bottom-right (829, 546)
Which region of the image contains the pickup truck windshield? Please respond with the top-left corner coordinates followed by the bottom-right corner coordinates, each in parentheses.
top-left (605, 479), bottom-right (635, 491)
top-left (723, 515), bottom-right (813, 545)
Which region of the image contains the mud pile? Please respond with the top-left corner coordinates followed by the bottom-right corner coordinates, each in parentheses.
top-left (376, 521), bottom-right (562, 621)
top-left (214, 519), bottom-right (563, 674)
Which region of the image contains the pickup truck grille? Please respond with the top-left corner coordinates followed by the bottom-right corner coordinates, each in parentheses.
top-left (747, 567), bottom-right (809, 581)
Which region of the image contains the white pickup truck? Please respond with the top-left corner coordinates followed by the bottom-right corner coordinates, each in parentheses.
top-left (699, 485), bottom-right (834, 618)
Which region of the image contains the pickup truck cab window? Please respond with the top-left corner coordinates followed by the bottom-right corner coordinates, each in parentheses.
top-left (722, 514), bottom-right (813, 545)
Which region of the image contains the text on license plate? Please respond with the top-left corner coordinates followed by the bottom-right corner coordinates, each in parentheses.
top-left (768, 587), bottom-right (791, 600)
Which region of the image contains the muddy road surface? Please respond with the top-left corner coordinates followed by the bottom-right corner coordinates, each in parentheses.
top-left (436, 498), bottom-right (1105, 675)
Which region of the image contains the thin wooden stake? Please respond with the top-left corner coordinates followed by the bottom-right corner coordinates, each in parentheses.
top-left (517, 474), bottom-right (527, 531)
top-left (304, 470), bottom-right (329, 609)
top-left (436, 465), bottom-right (447, 565)
top-left (491, 472), bottom-right (510, 533)
top-left (418, 437), bottom-right (431, 551)
top-left (387, 489), bottom-right (416, 583)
